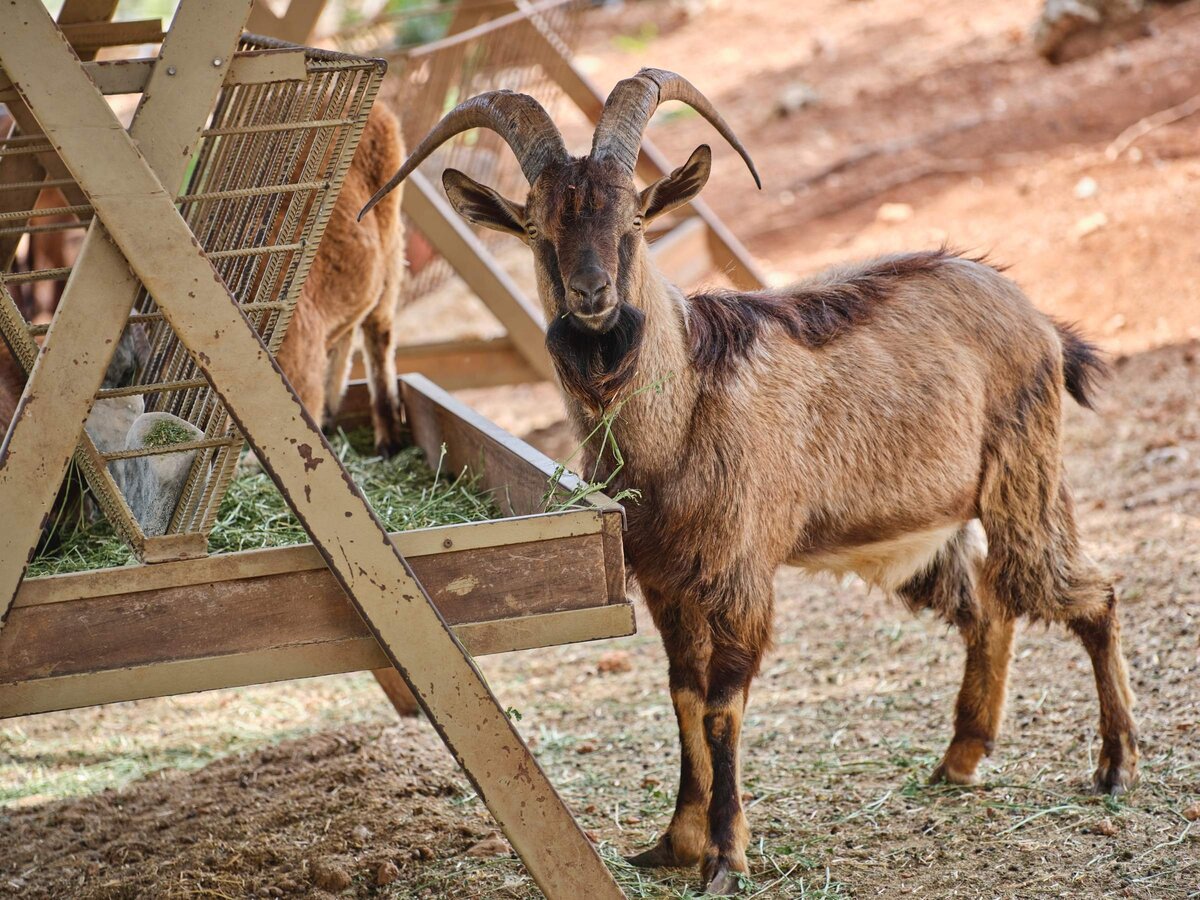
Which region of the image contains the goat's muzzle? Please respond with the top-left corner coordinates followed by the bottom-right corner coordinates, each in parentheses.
top-left (567, 264), bottom-right (618, 331)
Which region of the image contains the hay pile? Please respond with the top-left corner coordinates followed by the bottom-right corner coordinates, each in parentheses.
top-left (27, 430), bottom-right (497, 577)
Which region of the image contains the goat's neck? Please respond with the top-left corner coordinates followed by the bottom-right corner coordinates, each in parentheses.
top-left (551, 254), bottom-right (700, 481)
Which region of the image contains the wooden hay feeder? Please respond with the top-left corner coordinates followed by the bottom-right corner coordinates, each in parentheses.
top-left (2, 34), bottom-right (387, 563)
top-left (0, 4), bottom-right (632, 895)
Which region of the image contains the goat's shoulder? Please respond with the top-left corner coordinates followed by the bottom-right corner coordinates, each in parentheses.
top-left (685, 249), bottom-right (995, 378)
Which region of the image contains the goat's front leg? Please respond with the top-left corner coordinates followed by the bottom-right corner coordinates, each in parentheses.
top-left (700, 585), bottom-right (772, 895)
top-left (627, 590), bottom-right (713, 869)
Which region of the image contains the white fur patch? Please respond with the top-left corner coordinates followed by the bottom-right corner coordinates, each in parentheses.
top-left (791, 523), bottom-right (966, 592)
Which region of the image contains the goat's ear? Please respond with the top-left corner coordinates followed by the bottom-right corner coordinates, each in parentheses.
top-left (443, 168), bottom-right (527, 239)
top-left (639, 145), bottom-right (711, 223)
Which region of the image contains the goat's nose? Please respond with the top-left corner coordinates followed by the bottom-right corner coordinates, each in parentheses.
top-left (568, 266), bottom-right (612, 313)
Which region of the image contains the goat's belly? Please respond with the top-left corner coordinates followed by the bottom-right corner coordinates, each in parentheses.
top-left (789, 523), bottom-right (966, 592)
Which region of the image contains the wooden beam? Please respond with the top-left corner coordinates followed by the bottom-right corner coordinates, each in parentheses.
top-left (0, 50), bottom-right (309, 101)
top-left (245, 0), bottom-right (328, 44)
top-left (344, 337), bottom-right (541, 395)
top-left (58, 19), bottom-right (164, 51)
top-left (0, 7), bottom-right (623, 894)
top-left (648, 216), bottom-right (712, 287)
top-left (401, 171), bottom-right (556, 382)
top-left (0, 532), bottom-right (621, 686)
top-left (0, 604), bottom-right (636, 718)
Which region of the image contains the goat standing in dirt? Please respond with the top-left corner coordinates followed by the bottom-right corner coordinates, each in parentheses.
top-left (278, 103), bottom-right (406, 456)
top-left (363, 71), bottom-right (1138, 894)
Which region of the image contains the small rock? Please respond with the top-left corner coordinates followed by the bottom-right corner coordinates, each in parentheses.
top-left (597, 650), bottom-right (633, 674)
top-left (309, 858), bottom-right (352, 892)
top-left (1072, 210), bottom-right (1108, 240)
top-left (876, 202), bottom-right (914, 224)
top-left (465, 832), bottom-right (511, 858)
top-left (584, 829), bottom-right (601, 843)
top-left (413, 846), bottom-right (435, 861)
top-left (376, 861), bottom-right (401, 886)
top-left (350, 824), bottom-right (372, 844)
top-left (1182, 802), bottom-right (1200, 821)
top-left (641, 776), bottom-right (661, 789)
top-left (774, 81), bottom-right (820, 117)
top-left (1142, 445), bottom-right (1188, 469)
top-left (1093, 817), bottom-right (1120, 836)
top-left (576, 742), bottom-right (598, 754)
top-left (1074, 175), bottom-right (1099, 199)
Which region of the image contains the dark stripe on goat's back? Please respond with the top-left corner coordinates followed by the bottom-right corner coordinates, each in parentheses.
top-left (687, 249), bottom-right (962, 376)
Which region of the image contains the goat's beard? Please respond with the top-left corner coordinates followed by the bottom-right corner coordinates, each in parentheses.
top-left (545, 302), bottom-right (645, 413)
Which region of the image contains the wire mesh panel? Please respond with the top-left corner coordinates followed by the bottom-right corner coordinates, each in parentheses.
top-left (332, 0), bottom-right (585, 306)
top-left (0, 35), bottom-right (386, 562)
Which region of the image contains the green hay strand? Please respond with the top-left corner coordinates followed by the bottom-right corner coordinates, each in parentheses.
top-left (26, 429), bottom-right (499, 577)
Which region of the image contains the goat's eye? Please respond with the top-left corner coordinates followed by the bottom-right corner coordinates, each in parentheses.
top-left (633, 216), bottom-right (644, 230)
top-left (525, 224), bottom-right (538, 239)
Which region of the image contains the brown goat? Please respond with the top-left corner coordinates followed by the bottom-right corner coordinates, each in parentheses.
top-left (278, 103), bottom-right (406, 456)
top-left (364, 71), bottom-right (1138, 894)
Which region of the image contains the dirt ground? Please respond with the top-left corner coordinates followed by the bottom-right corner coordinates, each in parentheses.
top-left (3, 0), bottom-right (1200, 897)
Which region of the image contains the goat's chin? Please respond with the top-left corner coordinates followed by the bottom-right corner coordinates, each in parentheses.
top-left (570, 306), bottom-right (621, 334)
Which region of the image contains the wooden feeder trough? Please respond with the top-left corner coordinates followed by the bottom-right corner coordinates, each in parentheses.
top-left (0, 375), bottom-right (632, 717)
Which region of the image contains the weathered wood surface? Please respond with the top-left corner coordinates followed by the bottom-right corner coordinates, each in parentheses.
top-left (0, 604), bottom-right (636, 717)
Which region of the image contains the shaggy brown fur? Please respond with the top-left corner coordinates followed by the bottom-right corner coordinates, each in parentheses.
top-left (277, 104), bottom-right (407, 456)
top-left (391, 77), bottom-right (1137, 895)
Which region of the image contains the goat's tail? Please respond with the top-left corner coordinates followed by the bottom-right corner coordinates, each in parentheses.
top-left (1055, 320), bottom-right (1108, 409)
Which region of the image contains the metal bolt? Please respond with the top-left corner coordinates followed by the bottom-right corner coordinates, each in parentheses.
top-left (166, 66), bottom-right (177, 76)
top-left (442, 538), bottom-right (453, 549)
top-left (212, 57), bottom-right (223, 67)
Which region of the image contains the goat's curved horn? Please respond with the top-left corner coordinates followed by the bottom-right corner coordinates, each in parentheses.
top-left (359, 90), bottom-right (567, 220)
top-left (590, 68), bottom-right (760, 189)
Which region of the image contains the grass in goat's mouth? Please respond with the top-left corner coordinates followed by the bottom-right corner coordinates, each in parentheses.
top-left (26, 429), bottom-right (499, 577)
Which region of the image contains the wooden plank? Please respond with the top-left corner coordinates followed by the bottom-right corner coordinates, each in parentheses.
top-left (0, 51), bottom-right (311, 101)
top-left (402, 171), bottom-right (555, 382)
top-left (649, 216), bottom-right (712, 287)
top-left (0, 8), bottom-right (624, 893)
top-left (0, 532), bottom-right (614, 684)
top-left (58, 19), bottom-right (164, 51)
top-left (15, 509), bottom-right (605, 608)
top-left (245, 0), bottom-right (328, 44)
top-left (401, 373), bottom-right (623, 518)
top-left (342, 337), bottom-right (541, 399)
top-left (0, 604), bottom-right (637, 718)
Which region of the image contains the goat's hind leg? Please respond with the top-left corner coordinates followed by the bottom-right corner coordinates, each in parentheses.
top-left (898, 525), bottom-right (1015, 787)
top-left (1065, 566), bottom-right (1138, 794)
top-left (981, 434), bottom-right (1138, 793)
top-left (627, 590), bottom-right (713, 870)
top-left (360, 279), bottom-right (405, 458)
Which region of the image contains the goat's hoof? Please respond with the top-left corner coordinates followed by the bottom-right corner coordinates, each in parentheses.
top-left (1090, 734), bottom-right (1140, 796)
top-left (929, 762), bottom-right (978, 787)
top-left (1091, 761), bottom-right (1139, 796)
top-left (700, 853), bottom-right (745, 895)
top-left (625, 836), bottom-right (691, 869)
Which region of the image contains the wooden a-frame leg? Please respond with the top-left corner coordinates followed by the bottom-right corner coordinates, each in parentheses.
top-left (373, 667), bottom-right (421, 717)
top-left (0, 6), bottom-right (624, 895)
